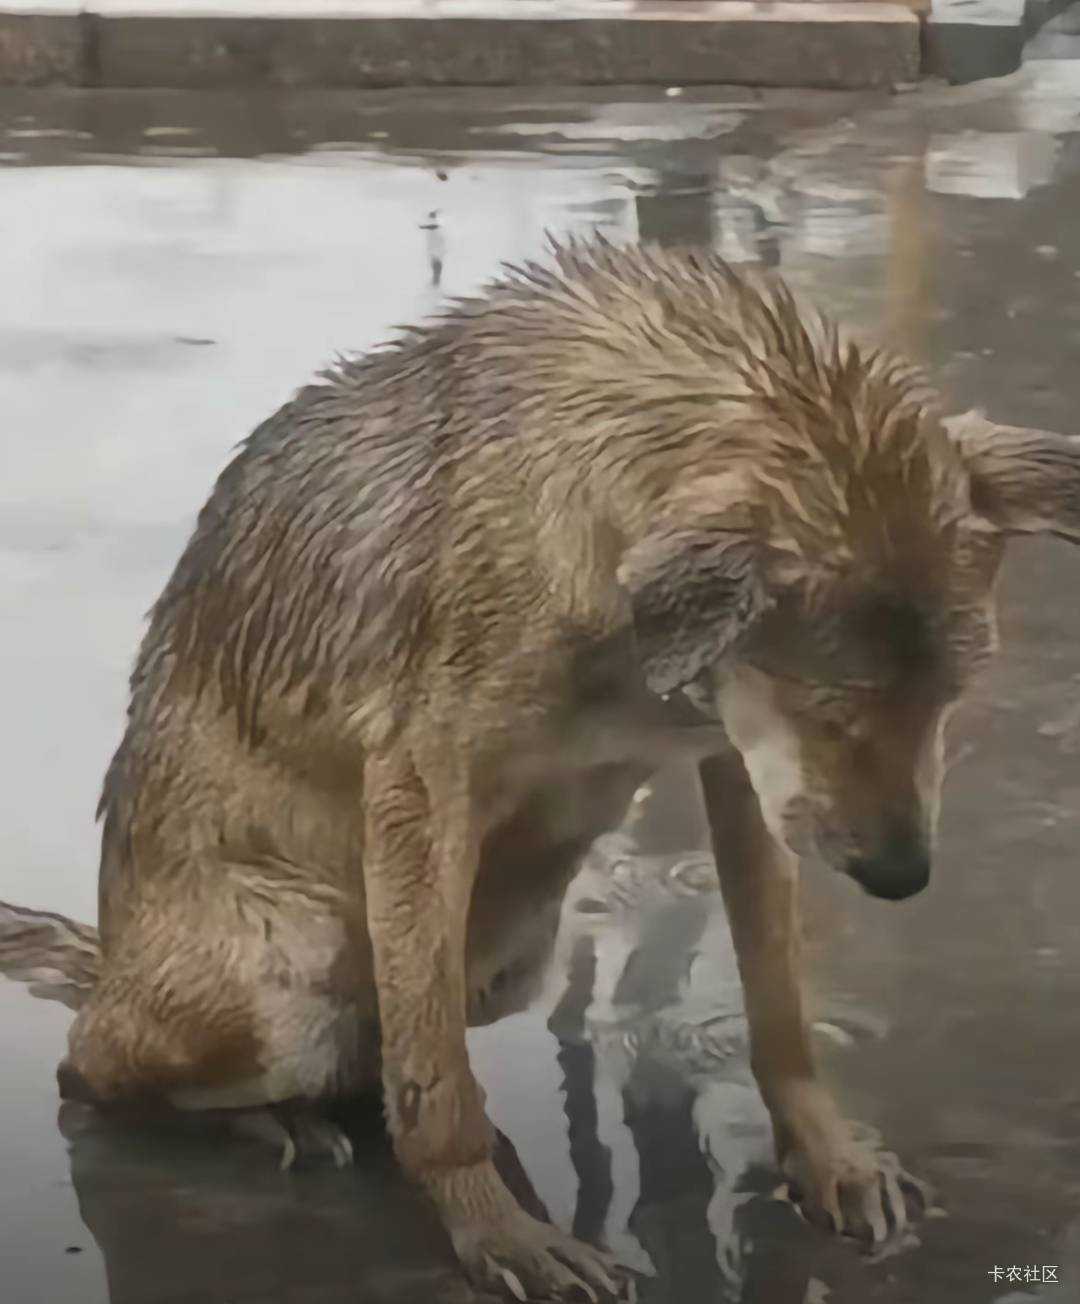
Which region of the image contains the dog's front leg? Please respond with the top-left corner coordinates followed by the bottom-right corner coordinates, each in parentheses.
top-left (363, 746), bottom-right (625, 1302)
top-left (698, 751), bottom-right (927, 1244)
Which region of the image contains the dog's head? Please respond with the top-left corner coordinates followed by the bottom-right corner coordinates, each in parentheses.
top-left (623, 409), bottom-right (1080, 900)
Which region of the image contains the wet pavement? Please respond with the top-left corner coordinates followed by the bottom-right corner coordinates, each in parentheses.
top-left (4, 29), bottom-right (1080, 1304)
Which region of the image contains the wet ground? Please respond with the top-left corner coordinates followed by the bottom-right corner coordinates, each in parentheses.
top-left (4, 22), bottom-right (1080, 1304)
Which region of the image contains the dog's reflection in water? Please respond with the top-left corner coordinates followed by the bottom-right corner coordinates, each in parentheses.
top-left (58, 771), bottom-right (823, 1304)
top-left (544, 766), bottom-right (814, 1302)
top-left (58, 1093), bottom-right (533, 1304)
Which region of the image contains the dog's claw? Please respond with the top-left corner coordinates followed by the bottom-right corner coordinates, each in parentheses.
top-left (222, 1105), bottom-right (352, 1171)
top-left (222, 1107), bottom-right (299, 1169)
top-left (879, 1155), bottom-right (909, 1237)
top-left (491, 1261), bottom-right (528, 1302)
top-left (279, 1134), bottom-right (298, 1172)
top-left (290, 1113), bottom-right (354, 1168)
top-left (899, 1165), bottom-right (934, 1210)
top-left (822, 1179), bottom-right (844, 1236)
top-left (860, 1178), bottom-right (888, 1245)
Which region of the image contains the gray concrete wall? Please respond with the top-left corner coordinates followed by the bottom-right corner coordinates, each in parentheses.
top-left (0, 3), bottom-right (920, 89)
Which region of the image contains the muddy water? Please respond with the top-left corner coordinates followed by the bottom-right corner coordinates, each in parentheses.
top-left (3, 42), bottom-right (1080, 1304)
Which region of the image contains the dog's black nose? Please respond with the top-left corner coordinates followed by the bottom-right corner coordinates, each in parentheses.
top-left (846, 828), bottom-right (931, 901)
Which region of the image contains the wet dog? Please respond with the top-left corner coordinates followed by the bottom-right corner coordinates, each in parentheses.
top-left (2, 242), bottom-right (1078, 1301)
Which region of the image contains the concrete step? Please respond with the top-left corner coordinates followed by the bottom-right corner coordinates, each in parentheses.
top-left (925, 0), bottom-right (1074, 82)
top-left (0, 1), bottom-right (920, 90)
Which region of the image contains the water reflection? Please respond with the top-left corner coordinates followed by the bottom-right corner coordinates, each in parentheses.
top-left (926, 130), bottom-right (1059, 198)
top-left (49, 781), bottom-right (802, 1304)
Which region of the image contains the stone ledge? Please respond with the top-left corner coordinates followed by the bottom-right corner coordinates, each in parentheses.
top-left (0, 2), bottom-right (920, 88)
top-left (0, 12), bottom-right (85, 85)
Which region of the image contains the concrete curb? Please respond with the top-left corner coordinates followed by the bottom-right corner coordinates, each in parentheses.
top-left (0, 13), bottom-right (85, 84)
top-left (0, 2), bottom-right (921, 89)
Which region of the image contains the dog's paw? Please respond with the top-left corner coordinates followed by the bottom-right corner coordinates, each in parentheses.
top-left (431, 1158), bottom-right (634, 1301)
top-left (772, 1082), bottom-right (930, 1244)
top-left (780, 1129), bottom-right (928, 1245)
top-left (450, 1208), bottom-right (630, 1302)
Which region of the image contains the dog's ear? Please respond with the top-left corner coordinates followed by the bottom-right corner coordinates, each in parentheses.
top-left (617, 525), bottom-right (770, 696)
top-left (946, 410), bottom-right (1080, 543)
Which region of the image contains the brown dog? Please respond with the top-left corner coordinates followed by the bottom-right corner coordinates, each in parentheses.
top-left (2, 242), bottom-right (1078, 1301)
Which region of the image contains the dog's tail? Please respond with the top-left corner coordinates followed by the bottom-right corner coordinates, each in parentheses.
top-left (0, 900), bottom-right (100, 1011)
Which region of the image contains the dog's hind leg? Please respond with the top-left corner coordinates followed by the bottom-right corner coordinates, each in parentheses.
top-left (64, 874), bottom-right (379, 1168)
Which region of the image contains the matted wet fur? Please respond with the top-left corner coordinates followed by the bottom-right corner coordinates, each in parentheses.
top-left (3, 240), bottom-right (1080, 1302)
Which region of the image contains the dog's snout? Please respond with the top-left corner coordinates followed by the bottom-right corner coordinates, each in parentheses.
top-left (845, 825), bottom-right (931, 901)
